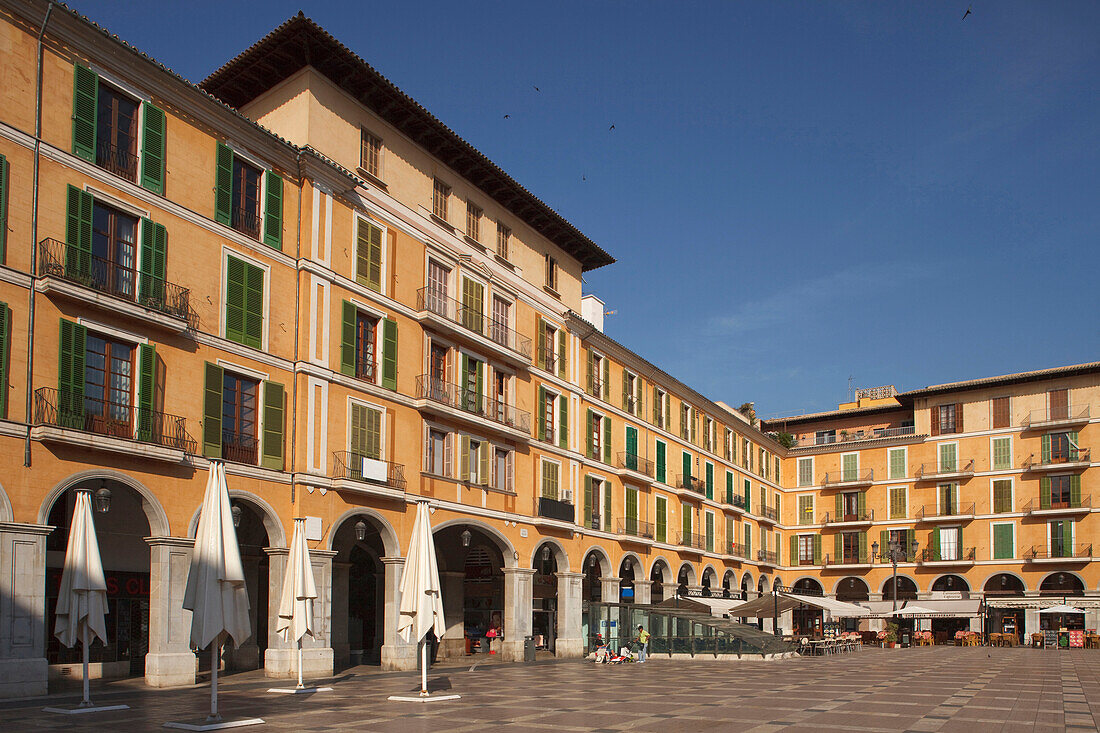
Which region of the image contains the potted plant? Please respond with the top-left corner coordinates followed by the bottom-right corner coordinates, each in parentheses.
top-left (877, 623), bottom-right (899, 648)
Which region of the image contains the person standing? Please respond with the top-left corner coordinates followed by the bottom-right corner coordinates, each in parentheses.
top-left (636, 625), bottom-right (650, 663)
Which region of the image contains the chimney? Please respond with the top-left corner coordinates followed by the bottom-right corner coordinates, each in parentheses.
top-left (581, 294), bottom-right (605, 333)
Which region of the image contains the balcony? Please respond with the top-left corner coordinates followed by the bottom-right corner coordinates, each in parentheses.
top-left (31, 387), bottom-right (196, 462)
top-left (96, 140), bottom-right (138, 182)
top-left (728, 542), bottom-right (746, 559)
top-left (918, 547), bottom-right (976, 566)
top-left (677, 532), bottom-right (708, 553)
top-left (915, 460), bottom-right (975, 482)
top-left (822, 554), bottom-right (870, 569)
top-left (1024, 544), bottom-right (1092, 563)
top-left (414, 375), bottom-right (530, 440)
top-left (821, 469), bottom-right (873, 489)
top-left (820, 509), bottom-right (875, 527)
top-left (1021, 405), bottom-right (1090, 430)
top-left (1022, 449), bottom-right (1091, 473)
top-left (616, 452), bottom-right (654, 481)
top-left (332, 451), bottom-right (406, 497)
top-left (726, 494), bottom-right (747, 513)
top-left (617, 517), bottom-right (655, 541)
top-left (755, 504), bottom-right (778, 523)
top-left (675, 473), bottom-right (708, 498)
top-left (536, 496), bottom-right (576, 524)
top-left (757, 549), bottom-right (778, 565)
top-left (37, 238), bottom-right (196, 332)
top-left (1024, 494), bottom-right (1092, 516)
top-left (792, 425), bottom-right (918, 449)
top-left (231, 204), bottom-right (261, 239)
top-left (915, 503), bottom-right (976, 522)
top-left (793, 557), bottom-right (819, 567)
top-left (222, 430), bottom-right (258, 466)
top-left (415, 288), bottom-right (532, 365)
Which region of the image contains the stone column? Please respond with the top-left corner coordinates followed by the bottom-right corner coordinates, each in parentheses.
top-left (263, 547), bottom-right (335, 679)
top-left (330, 562), bottom-right (350, 669)
top-left (633, 579), bottom-right (653, 606)
top-left (600, 576), bottom-right (621, 604)
top-left (779, 609), bottom-right (794, 635)
top-left (380, 556), bottom-right (416, 670)
top-left (502, 567), bottom-right (536, 662)
top-left (439, 571), bottom-right (466, 659)
top-left (554, 571), bottom-right (583, 658)
top-left (0, 523), bottom-right (52, 698)
top-left (144, 536), bottom-right (196, 688)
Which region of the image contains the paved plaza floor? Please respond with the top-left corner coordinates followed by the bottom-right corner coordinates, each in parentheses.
top-left (2, 647), bottom-right (1098, 732)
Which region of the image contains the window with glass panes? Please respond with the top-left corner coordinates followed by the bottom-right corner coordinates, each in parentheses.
top-left (83, 333), bottom-right (134, 433)
top-left (222, 372), bottom-right (259, 464)
top-left (360, 129), bottom-right (382, 178)
top-left (889, 487), bottom-right (906, 518)
top-left (96, 82), bottom-right (140, 181)
top-left (797, 457), bottom-right (813, 487)
top-left (494, 447), bottom-right (511, 491)
top-left (798, 495), bottom-right (813, 525)
top-left (888, 448), bottom-right (906, 479)
top-left (544, 254), bottom-right (558, 290)
top-left (92, 201), bottom-right (138, 301)
top-left (798, 535), bottom-right (814, 564)
top-left (992, 479), bottom-right (1012, 512)
top-left (427, 428), bottom-right (448, 475)
top-left (841, 532), bottom-right (860, 562)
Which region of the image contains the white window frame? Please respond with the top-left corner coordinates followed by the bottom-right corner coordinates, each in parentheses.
top-left (359, 126), bottom-right (384, 181)
top-left (840, 451), bottom-right (859, 478)
top-left (989, 476), bottom-right (1014, 514)
top-left (1047, 519), bottom-right (1073, 553)
top-left (540, 456), bottom-right (561, 500)
top-left (797, 493), bottom-right (815, 525)
top-left (424, 423), bottom-right (451, 477)
top-left (355, 214), bottom-right (389, 296)
top-left (939, 526), bottom-right (961, 561)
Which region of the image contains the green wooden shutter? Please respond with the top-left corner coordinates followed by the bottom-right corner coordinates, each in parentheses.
top-left (138, 219), bottom-right (168, 307)
top-left (558, 394), bottom-right (568, 449)
top-left (137, 343), bottom-right (156, 442)
top-left (1041, 434), bottom-right (1051, 463)
top-left (625, 487), bottom-right (638, 523)
top-left (214, 142), bottom-right (233, 225)
top-left (931, 528), bottom-right (941, 561)
top-left (262, 172), bottom-right (283, 249)
top-left (0, 154), bottom-right (9, 263)
top-left (261, 381), bottom-right (285, 470)
top-left (71, 65), bottom-right (98, 162)
top-left (459, 436), bottom-right (470, 481)
top-left (656, 497), bottom-right (666, 543)
top-left (705, 463), bottom-right (714, 500)
top-left (656, 440), bottom-right (666, 483)
top-left (224, 255), bottom-right (246, 344)
top-left (812, 534), bottom-right (822, 565)
top-left (65, 185), bottom-right (93, 279)
top-left (381, 317), bottom-right (398, 390)
top-left (790, 535), bottom-right (798, 566)
top-left (202, 361), bottom-right (224, 458)
top-left (586, 348), bottom-right (594, 394)
top-left (57, 319), bottom-right (86, 429)
top-left (858, 532), bottom-right (868, 563)
top-left (603, 414), bottom-right (611, 463)
top-left (583, 475), bottom-right (593, 526)
top-left (601, 356), bottom-right (609, 400)
top-left (365, 406), bottom-right (382, 460)
top-left (993, 524), bottom-right (1012, 559)
top-left (621, 370), bottom-right (629, 410)
top-left (0, 303), bottom-right (9, 418)
top-left (625, 426), bottom-right (637, 468)
top-left (536, 316), bottom-right (545, 370)
top-left (879, 530), bottom-right (889, 558)
top-left (834, 493), bottom-right (843, 519)
top-left (635, 378), bottom-right (643, 418)
top-left (842, 453), bottom-right (857, 481)
top-left (350, 402), bottom-right (367, 457)
top-left (1069, 431), bottom-right (1080, 460)
top-left (1070, 475), bottom-right (1082, 508)
top-left (705, 513), bottom-right (714, 552)
top-left (476, 359), bottom-right (485, 408)
top-left (833, 532), bottom-right (842, 562)
top-left (744, 479), bottom-right (750, 506)
top-left (537, 386), bottom-right (546, 441)
top-left (682, 451), bottom-right (691, 488)
top-left (906, 529), bottom-right (916, 562)
top-left (140, 103), bottom-right (166, 195)
top-left (652, 386), bottom-right (659, 424)
top-left (461, 279), bottom-right (482, 333)
top-left (585, 409), bottom-right (593, 458)
top-left (1040, 476), bottom-right (1051, 509)
top-left (1063, 520), bottom-right (1073, 554)
top-left (682, 504), bottom-right (691, 538)
top-left (857, 491), bottom-right (866, 518)
top-left (744, 524), bottom-right (751, 556)
top-left (243, 260), bottom-right (264, 349)
top-left (340, 301), bottom-right (356, 376)
top-left (604, 484), bottom-right (611, 530)
top-left (726, 471), bottom-right (733, 504)
top-left (558, 329), bottom-right (567, 378)
top-left (479, 441), bottom-right (490, 485)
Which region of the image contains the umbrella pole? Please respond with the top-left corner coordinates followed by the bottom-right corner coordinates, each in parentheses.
top-left (81, 626), bottom-right (92, 708)
top-left (420, 639), bottom-right (428, 697)
top-left (297, 638), bottom-right (304, 689)
top-left (208, 635), bottom-right (222, 723)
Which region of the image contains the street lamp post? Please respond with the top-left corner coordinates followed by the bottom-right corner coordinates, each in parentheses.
top-left (872, 538), bottom-right (920, 612)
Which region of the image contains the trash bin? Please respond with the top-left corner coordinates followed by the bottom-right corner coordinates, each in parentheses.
top-left (901, 633), bottom-right (910, 648)
top-left (523, 635), bottom-right (536, 662)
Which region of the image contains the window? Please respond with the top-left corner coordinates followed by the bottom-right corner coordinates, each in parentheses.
top-left (992, 523), bottom-right (1013, 560)
top-left (493, 447), bottom-right (513, 492)
top-left (584, 476), bottom-right (610, 531)
top-left (225, 254), bottom-right (265, 349)
top-left (655, 440), bottom-right (667, 484)
top-left (538, 386), bottom-right (556, 442)
top-left (841, 532), bottom-right (860, 563)
top-left (623, 370), bottom-right (640, 415)
top-left (815, 429), bottom-right (836, 445)
top-left (222, 371), bottom-right (259, 465)
top-left (992, 437), bottom-right (1011, 470)
top-left (1049, 475), bottom-right (1072, 507)
top-left (493, 371), bottom-right (510, 425)
top-left (202, 363), bottom-right (283, 469)
top-left (83, 332), bottom-right (134, 438)
top-left (496, 222), bottom-right (510, 260)
top-left (1045, 431), bottom-right (1080, 463)
top-left (797, 457), bottom-right (813, 487)
top-left (742, 438), bottom-right (750, 470)
top-left (425, 259), bottom-right (449, 314)
top-left (939, 483), bottom-right (958, 515)
top-left (426, 428), bottom-right (449, 476)
top-left (992, 396), bottom-right (1010, 428)
top-left (992, 479), bottom-right (1012, 513)
top-left (889, 487), bottom-right (906, 519)
top-left (541, 459), bottom-right (559, 499)
top-left (680, 403), bottom-right (690, 440)
top-left (539, 320), bottom-right (560, 374)
top-left (91, 201), bottom-right (138, 302)
top-left (1049, 388), bottom-right (1069, 420)
top-left (654, 388), bottom-right (668, 429)
top-left (96, 82), bottom-right (140, 181)
top-left (724, 428), bottom-right (734, 461)
top-left (460, 277), bottom-right (484, 333)
top-left (888, 448), bottom-right (906, 479)
top-left (932, 403), bottom-right (961, 435)
top-left (587, 350), bottom-right (605, 398)
top-left (774, 456), bottom-right (780, 483)
top-left (349, 402), bottom-right (382, 461)
top-left (841, 453), bottom-right (858, 481)
top-left (230, 156), bottom-right (262, 239)
top-left (841, 492), bottom-right (859, 520)
top-left (798, 535), bottom-right (814, 565)
top-left (759, 448), bottom-right (767, 478)
top-left (356, 217), bottom-right (384, 292)
top-left (544, 254), bottom-right (558, 291)
top-left (214, 143), bottom-right (281, 247)
top-left (939, 527), bottom-right (959, 561)
top-left (360, 128), bottom-right (382, 179)
top-left (348, 309), bottom-right (377, 381)
top-left (490, 296), bottom-right (511, 347)
top-left (432, 178), bottom-right (449, 220)
top-left (798, 495), bottom-right (813, 525)
top-left (465, 201), bottom-right (481, 240)
top-left (460, 436), bottom-right (488, 485)
top-left (704, 417), bottom-right (714, 452)
top-left (655, 495), bottom-right (667, 543)
top-left (938, 443), bottom-right (957, 472)
top-left (1049, 520), bottom-right (1071, 557)
top-left (589, 412), bottom-right (604, 460)
top-left (705, 511), bottom-right (715, 552)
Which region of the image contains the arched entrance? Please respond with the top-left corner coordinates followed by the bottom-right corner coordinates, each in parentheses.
top-left (676, 563), bottom-right (696, 596)
top-left (222, 499), bottom-right (269, 671)
top-left (700, 566), bottom-right (717, 596)
top-left (740, 573), bottom-right (753, 599)
top-left (582, 550), bottom-right (609, 602)
top-left (532, 542), bottom-right (563, 652)
top-left (791, 578), bottom-right (823, 636)
top-left (881, 576), bottom-right (918, 601)
top-left (931, 574), bottom-right (970, 597)
top-left (650, 559), bottom-right (671, 603)
top-left (836, 577), bottom-right (869, 602)
top-left (434, 525), bottom-right (508, 659)
top-left (722, 570), bottom-right (736, 598)
top-left (930, 575), bottom-right (972, 640)
top-left (1039, 572), bottom-right (1084, 596)
top-left (618, 556), bottom-right (641, 604)
top-left (984, 573), bottom-right (1025, 642)
top-left (331, 513), bottom-right (389, 667)
top-left (45, 480), bottom-right (153, 680)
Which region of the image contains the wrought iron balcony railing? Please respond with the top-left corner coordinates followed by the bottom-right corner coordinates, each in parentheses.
top-left (332, 451), bottom-right (406, 490)
top-left (821, 469), bottom-right (873, 487)
top-left (794, 425), bottom-right (916, 448)
top-left (1024, 544), bottom-right (1092, 561)
top-left (919, 547), bottom-right (975, 563)
top-left (728, 542), bottom-right (746, 558)
top-left (416, 287), bottom-right (531, 358)
top-left (39, 238), bottom-right (195, 327)
top-left (231, 204), bottom-right (261, 239)
top-left (616, 452), bottom-right (654, 477)
top-left (222, 429), bottom-right (258, 465)
top-left (617, 517), bottom-right (655, 540)
top-left (414, 375), bottom-right (531, 434)
top-left (822, 553), bottom-right (868, 566)
top-left (96, 140), bottom-right (137, 181)
top-left (33, 387), bottom-right (196, 453)
top-left (820, 508), bottom-right (874, 524)
top-left (757, 549), bottom-right (778, 564)
top-left (537, 496), bottom-right (575, 522)
top-left (1023, 448), bottom-right (1091, 470)
top-left (675, 473), bottom-right (707, 495)
top-left (677, 532), bottom-right (708, 551)
top-left (727, 493), bottom-right (747, 510)
top-left (756, 504), bottom-right (778, 521)
top-left (1024, 494), bottom-right (1091, 513)
top-left (1021, 404), bottom-right (1090, 428)
top-left (915, 503), bottom-right (975, 520)
top-left (915, 460), bottom-right (975, 480)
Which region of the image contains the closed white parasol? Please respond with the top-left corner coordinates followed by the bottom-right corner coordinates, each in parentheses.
top-left (270, 517), bottom-right (328, 693)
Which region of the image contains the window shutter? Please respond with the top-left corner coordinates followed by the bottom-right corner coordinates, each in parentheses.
top-left (340, 301), bottom-right (356, 376)
top-left (1041, 434), bottom-right (1051, 463)
top-left (225, 255), bottom-right (246, 345)
top-left (242, 258), bottom-right (264, 349)
top-left (65, 185), bottom-right (93, 279)
top-left (1063, 520), bottom-right (1073, 553)
top-left (459, 436), bottom-right (470, 481)
top-left (744, 479), bottom-right (750, 506)
top-left (138, 219), bottom-right (168, 308)
top-left (905, 529), bottom-right (916, 561)
top-left (656, 441), bottom-right (665, 483)
top-left (834, 493), bottom-right (843, 520)
top-left (365, 406), bottom-right (383, 460)
top-left (350, 402), bottom-right (367, 456)
top-left (137, 343), bottom-right (156, 442)
top-left (586, 349), bottom-right (594, 394)
top-left (0, 303), bottom-right (9, 418)
top-left (635, 378), bottom-right (643, 418)
top-left (664, 394), bottom-right (670, 430)
top-left (380, 318), bottom-right (398, 390)
top-left (0, 154), bottom-right (8, 263)
top-left (71, 65), bottom-right (98, 162)
top-left (604, 484), bottom-right (611, 530)
top-left (705, 463), bottom-right (714, 500)
top-left (202, 362), bottom-right (224, 458)
top-left (583, 475), bottom-right (592, 525)
top-left (833, 532), bottom-right (842, 562)
top-left (790, 535), bottom-right (798, 566)
top-left (1070, 475), bottom-right (1081, 508)
top-left (558, 329), bottom-right (566, 378)
top-left (993, 524), bottom-right (1011, 559)
top-left (537, 386), bottom-right (546, 441)
top-left (682, 504), bottom-right (691, 538)
top-left (585, 409), bottom-right (593, 458)
top-left (261, 381), bottom-right (285, 470)
top-left (726, 472), bottom-right (733, 504)
top-left (140, 103), bottom-right (167, 195)
top-left (603, 415), bottom-right (611, 463)
top-left (682, 451), bottom-right (691, 486)
top-left (621, 370), bottom-right (629, 410)
top-left (57, 318), bottom-right (86, 429)
top-left (812, 534), bottom-right (822, 565)
top-left (930, 405), bottom-right (940, 436)
top-left (262, 172), bottom-right (283, 249)
top-left (857, 491), bottom-right (866, 517)
top-left (930, 528), bottom-right (941, 561)
top-left (1069, 431), bottom-right (1080, 460)
top-left (478, 441), bottom-right (489, 486)
top-left (656, 498), bottom-right (666, 542)
top-left (652, 386), bottom-right (659, 424)
top-left (879, 530), bottom-right (889, 556)
top-left (601, 356), bottom-right (609, 401)
top-left (475, 360), bottom-right (484, 407)
top-left (1040, 476), bottom-right (1051, 509)
top-left (858, 532), bottom-right (868, 563)
top-left (214, 142), bottom-right (233, 225)
top-left (535, 316), bottom-right (545, 370)
top-left (356, 219), bottom-right (383, 291)
top-left (558, 393), bottom-right (568, 449)
top-left (954, 403), bottom-right (963, 432)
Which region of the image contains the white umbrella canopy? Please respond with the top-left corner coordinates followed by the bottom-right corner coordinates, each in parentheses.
top-left (276, 517), bottom-right (317, 645)
top-left (182, 461), bottom-right (251, 650)
top-left (397, 501), bottom-right (446, 644)
top-left (1039, 604), bottom-right (1085, 614)
top-left (54, 490), bottom-right (109, 649)
top-left (888, 605), bottom-right (941, 617)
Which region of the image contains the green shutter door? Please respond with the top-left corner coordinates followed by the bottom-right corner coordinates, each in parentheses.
top-left (461, 279), bottom-right (483, 333)
top-left (705, 463), bottom-right (714, 500)
top-left (682, 451), bottom-right (691, 488)
top-left (625, 488), bottom-right (637, 534)
top-left (537, 386), bottom-right (546, 441)
top-left (842, 453), bottom-right (857, 481)
top-left (381, 318), bottom-right (398, 390)
top-left (260, 381), bottom-right (285, 470)
top-left (857, 491), bottom-right (866, 518)
top-left (726, 472), bottom-right (733, 504)
top-left (243, 259), bottom-right (264, 349)
top-left (536, 316), bottom-right (545, 370)
top-left (0, 154), bottom-right (9, 263)
top-left (682, 504), bottom-right (691, 540)
top-left (583, 475), bottom-right (593, 527)
top-left (140, 103), bottom-right (167, 195)
top-left (603, 414), bottom-right (611, 463)
top-left (931, 528), bottom-right (941, 561)
top-left (214, 142), bottom-right (233, 225)
top-left (625, 426), bottom-right (637, 469)
top-left (362, 406), bottom-right (381, 460)
top-left (880, 530), bottom-right (889, 558)
top-left (993, 524), bottom-right (1012, 559)
top-left (705, 513), bottom-right (714, 552)
top-left (202, 362), bottom-right (224, 458)
top-left (57, 319), bottom-right (86, 429)
top-left (137, 343), bottom-right (156, 442)
top-left (586, 348), bottom-right (594, 394)
top-left (0, 303), bottom-right (9, 418)
top-left (656, 441), bottom-right (666, 483)
top-left (350, 402), bottom-right (367, 457)
top-left (656, 497), bottom-right (666, 543)
top-left (225, 256), bottom-right (246, 344)
top-left (262, 172), bottom-right (283, 249)
top-left (601, 356), bottom-right (608, 400)
top-left (1040, 476), bottom-right (1051, 509)
top-left (559, 394), bottom-right (568, 449)
top-left (858, 531), bottom-right (868, 563)
top-left (1069, 431), bottom-right (1080, 460)
top-left (340, 301), bottom-right (356, 376)
top-left (790, 535), bottom-right (798, 566)
top-left (72, 65), bottom-right (98, 162)
top-left (835, 492), bottom-right (843, 520)
top-left (603, 484), bottom-right (611, 531)
top-left (138, 219), bottom-right (168, 307)
top-left (1041, 434), bottom-right (1051, 463)
top-left (559, 329), bottom-right (567, 379)
top-left (1063, 520), bottom-right (1073, 555)
top-left (812, 534), bottom-right (822, 565)
top-left (585, 409), bottom-right (593, 458)
top-left (1070, 475), bottom-right (1082, 508)
top-left (65, 185), bottom-right (93, 280)
top-left (834, 533), bottom-right (842, 563)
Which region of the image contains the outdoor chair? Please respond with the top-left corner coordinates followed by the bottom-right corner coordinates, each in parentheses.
top-left (1031, 633), bottom-right (1043, 648)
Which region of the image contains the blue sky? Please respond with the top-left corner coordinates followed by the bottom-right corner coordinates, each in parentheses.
top-left (69, 1), bottom-right (1100, 418)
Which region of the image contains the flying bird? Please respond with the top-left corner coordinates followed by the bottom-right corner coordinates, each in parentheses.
top-left (609, 124), bottom-right (615, 131)
top-left (533, 85), bottom-right (540, 92)
top-left (503, 114), bottom-right (510, 119)
top-left (582, 174), bottom-right (586, 181)
top-left (962, 5), bottom-right (971, 19)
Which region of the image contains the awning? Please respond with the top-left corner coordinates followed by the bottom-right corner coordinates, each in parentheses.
top-left (865, 599), bottom-right (983, 618)
top-left (726, 592), bottom-right (868, 619)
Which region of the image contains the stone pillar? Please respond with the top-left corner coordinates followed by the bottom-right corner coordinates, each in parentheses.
top-left (0, 523), bottom-right (52, 697)
top-left (330, 562), bottom-right (350, 669)
top-left (144, 536), bottom-right (196, 688)
top-left (600, 576), bottom-right (621, 604)
top-left (633, 579), bottom-right (653, 606)
top-left (779, 609), bottom-right (794, 635)
top-left (439, 571), bottom-right (466, 659)
top-left (263, 547), bottom-right (335, 679)
top-left (502, 567), bottom-right (535, 662)
top-left (380, 556), bottom-right (416, 670)
top-left (554, 571), bottom-right (583, 658)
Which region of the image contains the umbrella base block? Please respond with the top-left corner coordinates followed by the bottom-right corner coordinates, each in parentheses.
top-left (43, 704), bottom-right (130, 714)
top-left (163, 717), bottom-right (265, 730)
top-left (266, 686), bottom-right (334, 694)
top-left (387, 694), bottom-right (461, 703)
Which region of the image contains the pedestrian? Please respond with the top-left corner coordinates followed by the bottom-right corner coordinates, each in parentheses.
top-left (635, 624), bottom-right (650, 663)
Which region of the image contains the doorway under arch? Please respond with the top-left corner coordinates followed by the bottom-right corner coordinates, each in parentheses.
top-left (881, 576), bottom-right (918, 601)
top-left (331, 513), bottom-right (390, 668)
